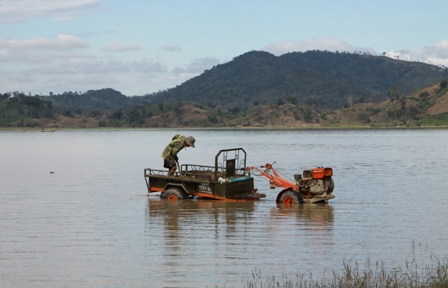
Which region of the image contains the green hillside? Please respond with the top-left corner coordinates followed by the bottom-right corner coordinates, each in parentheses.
top-left (1, 81), bottom-right (448, 129)
top-left (99, 80), bottom-right (448, 128)
top-left (2, 50), bottom-right (448, 129)
top-left (0, 92), bottom-right (55, 127)
top-left (153, 50), bottom-right (448, 110)
top-left (39, 88), bottom-right (152, 116)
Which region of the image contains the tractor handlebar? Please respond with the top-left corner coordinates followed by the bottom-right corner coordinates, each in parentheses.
top-left (260, 161), bottom-right (276, 169)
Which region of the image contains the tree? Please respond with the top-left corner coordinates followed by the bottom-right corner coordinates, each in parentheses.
top-left (419, 91), bottom-right (429, 100)
top-left (303, 109), bottom-right (313, 122)
top-left (286, 96), bottom-right (298, 105)
top-left (346, 95), bottom-right (353, 107)
top-left (228, 106), bottom-right (240, 114)
top-left (207, 115), bottom-right (218, 123)
top-left (441, 79), bottom-right (448, 89)
top-left (387, 86), bottom-right (402, 103)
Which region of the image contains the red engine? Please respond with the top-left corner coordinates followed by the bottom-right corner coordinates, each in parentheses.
top-left (294, 167), bottom-right (334, 195)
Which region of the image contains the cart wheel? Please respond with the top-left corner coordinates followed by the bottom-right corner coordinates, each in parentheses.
top-left (162, 187), bottom-right (188, 201)
top-left (278, 190), bottom-right (303, 205)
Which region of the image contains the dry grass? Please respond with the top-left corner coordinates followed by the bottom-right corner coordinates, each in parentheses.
top-left (230, 256), bottom-right (448, 288)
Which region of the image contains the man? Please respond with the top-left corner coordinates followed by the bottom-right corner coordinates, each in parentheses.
top-left (161, 135), bottom-right (195, 176)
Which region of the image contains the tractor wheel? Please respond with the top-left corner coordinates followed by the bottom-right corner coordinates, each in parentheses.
top-left (162, 187), bottom-right (188, 201)
top-left (326, 177), bottom-right (334, 193)
top-left (278, 190), bottom-right (303, 205)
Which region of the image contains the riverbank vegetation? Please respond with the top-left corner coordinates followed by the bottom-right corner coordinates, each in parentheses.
top-left (1, 50), bottom-right (448, 129)
top-left (237, 257), bottom-right (448, 288)
top-left (2, 80), bottom-right (447, 129)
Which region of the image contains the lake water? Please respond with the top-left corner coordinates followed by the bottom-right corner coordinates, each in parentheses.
top-left (1, 129), bottom-right (448, 287)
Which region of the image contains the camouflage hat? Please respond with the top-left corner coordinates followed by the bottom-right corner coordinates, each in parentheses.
top-left (185, 136), bottom-right (195, 148)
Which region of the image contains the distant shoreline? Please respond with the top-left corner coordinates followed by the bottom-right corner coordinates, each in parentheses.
top-left (2, 125), bottom-right (448, 131)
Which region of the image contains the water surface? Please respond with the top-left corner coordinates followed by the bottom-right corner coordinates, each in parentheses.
top-left (1, 129), bottom-right (447, 287)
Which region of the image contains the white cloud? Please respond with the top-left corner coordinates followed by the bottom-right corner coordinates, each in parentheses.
top-left (0, 0), bottom-right (104, 23)
top-left (102, 42), bottom-right (141, 52)
top-left (0, 52), bottom-right (222, 95)
top-left (387, 40), bottom-right (448, 67)
top-left (0, 35), bottom-right (90, 63)
top-left (0, 51), bottom-right (95, 63)
top-left (74, 59), bottom-right (131, 74)
top-left (160, 45), bottom-right (182, 52)
top-left (31, 63), bottom-right (76, 75)
top-left (172, 57), bottom-right (220, 74)
top-left (0, 34), bottom-right (88, 50)
top-left (264, 37), bottom-right (448, 68)
top-left (263, 37), bottom-right (375, 56)
top-left (128, 59), bottom-right (167, 73)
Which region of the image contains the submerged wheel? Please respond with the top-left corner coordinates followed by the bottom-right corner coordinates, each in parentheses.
top-left (277, 190), bottom-right (303, 205)
top-left (162, 187), bottom-right (188, 201)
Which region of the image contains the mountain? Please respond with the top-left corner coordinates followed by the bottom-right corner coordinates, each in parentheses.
top-left (153, 50), bottom-right (448, 110)
top-left (2, 50), bottom-right (448, 129)
top-left (39, 88), bottom-right (152, 115)
top-left (1, 80), bottom-right (447, 128)
top-left (134, 80), bottom-right (448, 128)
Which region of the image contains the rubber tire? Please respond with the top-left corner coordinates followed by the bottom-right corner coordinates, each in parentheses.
top-left (326, 177), bottom-right (334, 193)
top-left (278, 190), bottom-right (303, 204)
top-left (162, 187), bottom-right (188, 201)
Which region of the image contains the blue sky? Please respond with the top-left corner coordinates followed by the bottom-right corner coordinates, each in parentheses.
top-left (1, 0), bottom-right (447, 96)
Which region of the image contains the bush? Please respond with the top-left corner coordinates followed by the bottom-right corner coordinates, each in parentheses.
top-left (228, 106), bottom-right (240, 114)
top-left (441, 79), bottom-right (447, 89)
top-left (419, 91), bottom-right (430, 99)
top-left (303, 109), bottom-right (313, 122)
top-left (358, 112), bottom-right (371, 123)
top-left (207, 115), bottom-right (218, 123)
top-left (62, 110), bottom-right (73, 117)
top-left (110, 111), bottom-right (123, 120)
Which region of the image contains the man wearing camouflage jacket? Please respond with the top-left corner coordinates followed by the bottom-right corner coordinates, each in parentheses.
top-left (161, 134), bottom-right (196, 176)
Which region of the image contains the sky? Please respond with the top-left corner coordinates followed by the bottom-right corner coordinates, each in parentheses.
top-left (1, 0), bottom-right (448, 96)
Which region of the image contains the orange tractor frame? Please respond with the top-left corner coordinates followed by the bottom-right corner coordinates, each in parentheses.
top-left (246, 162), bottom-right (335, 204)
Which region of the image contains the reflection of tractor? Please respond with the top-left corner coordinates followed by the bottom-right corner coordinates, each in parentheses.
top-left (144, 148), bottom-right (266, 201)
top-left (246, 162), bottom-right (335, 204)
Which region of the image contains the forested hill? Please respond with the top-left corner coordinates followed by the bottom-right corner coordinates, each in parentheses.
top-left (153, 50), bottom-right (448, 110)
top-left (39, 88), bottom-right (152, 115)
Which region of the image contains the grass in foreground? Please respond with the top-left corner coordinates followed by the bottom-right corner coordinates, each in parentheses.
top-left (234, 257), bottom-right (448, 288)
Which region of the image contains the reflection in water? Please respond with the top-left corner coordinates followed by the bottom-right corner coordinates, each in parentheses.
top-left (146, 197), bottom-right (258, 244)
top-left (145, 196), bottom-right (336, 286)
top-left (145, 197), bottom-right (260, 284)
top-left (147, 196), bottom-right (257, 224)
top-left (264, 203), bottom-right (335, 260)
top-left (272, 203), bottom-right (334, 225)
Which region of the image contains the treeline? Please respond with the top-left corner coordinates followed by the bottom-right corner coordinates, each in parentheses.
top-left (0, 92), bottom-right (55, 127)
top-left (99, 80), bottom-right (448, 128)
top-left (1, 80), bottom-right (448, 128)
top-left (38, 88), bottom-right (153, 116)
top-left (338, 81), bottom-right (448, 127)
top-left (26, 50), bottom-right (448, 115)
top-left (153, 50), bottom-right (448, 110)
top-left (2, 49), bottom-right (448, 128)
